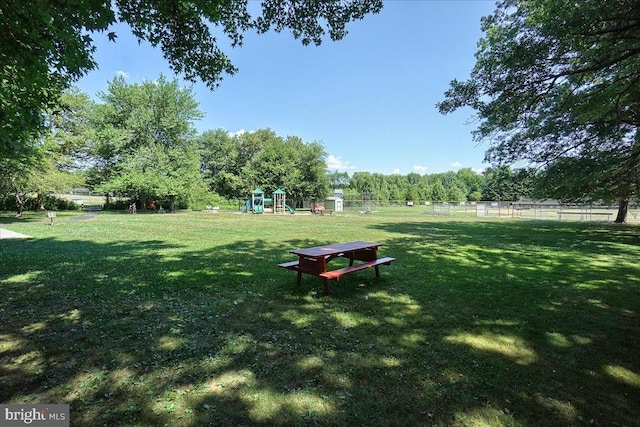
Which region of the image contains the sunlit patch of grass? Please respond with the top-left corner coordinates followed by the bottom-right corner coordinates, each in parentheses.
top-left (280, 309), bottom-right (317, 327)
top-left (0, 334), bottom-right (27, 354)
top-left (603, 365), bottom-right (640, 387)
top-left (331, 311), bottom-right (380, 328)
top-left (20, 321), bottom-right (47, 334)
top-left (108, 367), bottom-right (138, 389)
top-left (243, 389), bottom-right (335, 423)
top-left (1, 271), bottom-right (43, 284)
top-left (546, 332), bottom-right (572, 348)
top-left (399, 331), bottom-right (426, 347)
top-left (220, 333), bottom-right (258, 355)
top-left (6, 350), bottom-right (45, 376)
top-left (63, 369), bottom-right (110, 401)
top-left (452, 405), bottom-right (525, 427)
top-left (157, 336), bottom-right (189, 351)
top-left (445, 332), bottom-right (538, 365)
top-left (297, 355), bottom-right (324, 371)
top-left (205, 369), bottom-right (255, 395)
top-left (535, 394), bottom-right (579, 423)
top-left (571, 335), bottom-right (593, 345)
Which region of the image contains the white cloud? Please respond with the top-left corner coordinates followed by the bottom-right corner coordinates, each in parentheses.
top-left (451, 162), bottom-right (462, 168)
top-left (392, 168), bottom-right (401, 175)
top-left (472, 167), bottom-right (485, 174)
top-left (115, 70), bottom-right (129, 79)
top-left (413, 165), bottom-right (428, 176)
top-left (228, 129), bottom-right (247, 138)
top-left (326, 155), bottom-right (355, 171)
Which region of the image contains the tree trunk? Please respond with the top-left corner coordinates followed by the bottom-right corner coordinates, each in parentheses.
top-left (168, 195), bottom-right (176, 213)
top-left (614, 200), bottom-right (628, 223)
top-left (37, 193), bottom-right (45, 210)
top-left (14, 191), bottom-right (25, 217)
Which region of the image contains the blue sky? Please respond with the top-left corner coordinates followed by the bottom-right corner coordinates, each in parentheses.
top-left (76, 0), bottom-right (496, 176)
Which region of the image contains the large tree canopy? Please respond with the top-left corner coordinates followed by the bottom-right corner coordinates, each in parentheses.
top-left (91, 76), bottom-right (205, 209)
top-left (438, 0), bottom-right (640, 221)
top-left (1, 0), bottom-right (382, 160)
top-left (198, 129), bottom-right (329, 203)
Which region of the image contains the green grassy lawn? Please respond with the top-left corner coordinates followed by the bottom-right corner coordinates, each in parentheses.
top-left (1, 208), bottom-right (639, 426)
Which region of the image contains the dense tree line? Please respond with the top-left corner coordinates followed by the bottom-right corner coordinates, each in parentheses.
top-left (327, 167), bottom-right (537, 204)
top-left (0, 77), bottom-right (542, 213)
top-left (0, 80), bottom-right (331, 212)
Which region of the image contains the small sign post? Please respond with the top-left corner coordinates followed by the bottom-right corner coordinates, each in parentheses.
top-left (47, 211), bottom-right (57, 225)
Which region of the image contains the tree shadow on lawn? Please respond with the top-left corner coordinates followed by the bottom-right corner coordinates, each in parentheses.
top-left (1, 221), bottom-right (639, 426)
top-left (367, 219), bottom-right (640, 425)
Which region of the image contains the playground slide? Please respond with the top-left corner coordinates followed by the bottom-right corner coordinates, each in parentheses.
top-left (285, 204), bottom-right (295, 214)
top-left (254, 204), bottom-right (264, 214)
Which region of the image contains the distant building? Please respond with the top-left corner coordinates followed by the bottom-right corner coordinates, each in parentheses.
top-left (325, 197), bottom-right (344, 212)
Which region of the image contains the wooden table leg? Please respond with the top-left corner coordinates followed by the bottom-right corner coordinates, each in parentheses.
top-left (323, 278), bottom-right (331, 295)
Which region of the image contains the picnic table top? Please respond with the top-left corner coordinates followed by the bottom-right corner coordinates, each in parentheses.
top-left (290, 241), bottom-right (381, 258)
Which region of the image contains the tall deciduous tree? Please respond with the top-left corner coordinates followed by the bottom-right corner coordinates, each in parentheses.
top-left (199, 129), bottom-right (246, 199)
top-left (288, 136), bottom-right (330, 203)
top-left (199, 129), bottom-right (329, 204)
top-left (1, 0), bottom-right (382, 161)
top-left (482, 166), bottom-right (537, 202)
top-left (438, 0), bottom-right (640, 222)
top-left (92, 76), bottom-right (204, 209)
top-left (327, 171), bottom-right (351, 190)
top-left (0, 88), bottom-right (90, 214)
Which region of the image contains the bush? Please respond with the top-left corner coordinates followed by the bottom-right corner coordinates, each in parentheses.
top-left (0, 195), bottom-right (80, 211)
top-left (40, 195), bottom-right (80, 211)
top-left (104, 200), bottom-right (130, 211)
top-left (183, 188), bottom-right (234, 210)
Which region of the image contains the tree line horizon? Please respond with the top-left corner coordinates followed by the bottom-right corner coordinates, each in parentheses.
top-left (0, 76), bottom-right (539, 214)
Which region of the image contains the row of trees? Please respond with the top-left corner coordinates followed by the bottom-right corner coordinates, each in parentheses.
top-left (0, 77), bottom-right (331, 212)
top-left (0, 74), bottom-right (543, 211)
top-left (328, 167), bottom-right (538, 203)
top-left (1, 72), bottom-right (621, 211)
top-left (0, 72), bottom-right (631, 213)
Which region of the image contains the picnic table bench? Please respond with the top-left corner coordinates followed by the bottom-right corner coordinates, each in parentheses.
top-left (311, 207), bottom-right (334, 215)
top-left (278, 241), bottom-right (395, 295)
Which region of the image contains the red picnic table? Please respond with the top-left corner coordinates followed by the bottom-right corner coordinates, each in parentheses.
top-left (278, 241), bottom-right (395, 295)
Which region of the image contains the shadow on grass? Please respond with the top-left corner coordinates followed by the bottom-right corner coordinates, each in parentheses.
top-left (1, 219), bottom-right (639, 426)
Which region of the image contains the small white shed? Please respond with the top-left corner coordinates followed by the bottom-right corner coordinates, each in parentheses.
top-left (325, 197), bottom-right (344, 212)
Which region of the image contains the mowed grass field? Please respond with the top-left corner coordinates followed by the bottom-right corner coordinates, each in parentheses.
top-left (1, 208), bottom-right (639, 426)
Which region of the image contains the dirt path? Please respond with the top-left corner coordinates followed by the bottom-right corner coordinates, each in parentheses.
top-left (67, 210), bottom-right (101, 221)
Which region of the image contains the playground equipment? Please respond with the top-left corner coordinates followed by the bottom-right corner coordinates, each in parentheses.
top-left (245, 188), bottom-right (295, 214)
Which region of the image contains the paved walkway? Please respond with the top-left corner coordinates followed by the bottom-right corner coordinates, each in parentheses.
top-left (0, 210), bottom-right (101, 239)
top-left (0, 228), bottom-right (31, 239)
top-left (68, 210), bottom-right (101, 221)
